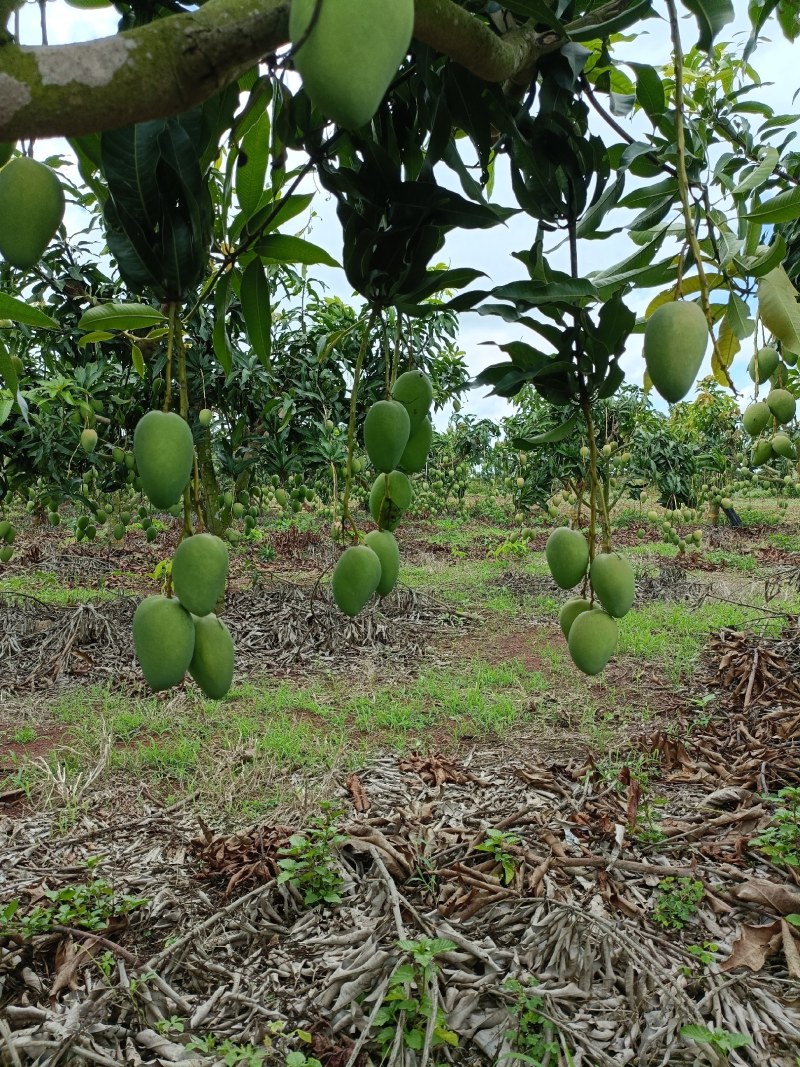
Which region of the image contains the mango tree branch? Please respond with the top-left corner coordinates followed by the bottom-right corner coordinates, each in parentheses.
top-left (0, 0), bottom-right (631, 142)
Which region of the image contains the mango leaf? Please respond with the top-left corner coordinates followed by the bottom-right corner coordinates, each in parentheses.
top-left (491, 276), bottom-right (598, 306)
top-left (0, 395), bottom-right (12, 427)
top-left (0, 292), bottom-right (59, 329)
top-left (78, 303), bottom-right (166, 332)
top-left (513, 413), bottom-right (580, 446)
top-left (732, 146), bottom-right (779, 197)
top-left (733, 234), bottom-right (787, 278)
top-left (759, 266), bottom-right (800, 355)
top-left (236, 109), bottom-right (271, 219)
top-left (131, 343), bottom-right (145, 378)
top-left (725, 293), bottom-right (755, 339)
top-left (213, 275), bottom-right (233, 375)
top-left (631, 63), bottom-right (665, 121)
top-left (568, 0), bottom-right (653, 39)
top-left (0, 342), bottom-right (28, 423)
top-left (77, 331), bottom-right (114, 349)
top-left (498, 1), bottom-right (562, 30)
top-left (744, 186), bottom-right (800, 224)
top-left (645, 274), bottom-right (725, 318)
top-left (240, 259), bottom-right (272, 370)
top-left (681, 0), bottom-right (734, 51)
top-left (244, 192), bottom-right (314, 238)
top-left (712, 315), bottom-right (740, 385)
top-left (256, 234), bottom-right (339, 268)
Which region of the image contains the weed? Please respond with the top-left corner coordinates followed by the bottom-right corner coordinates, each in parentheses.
top-left (502, 976), bottom-right (561, 1065)
top-left (277, 804), bottom-right (347, 906)
top-left (752, 787), bottom-right (800, 868)
top-left (475, 829), bottom-right (521, 885)
top-left (154, 1016), bottom-right (185, 1035)
top-left (186, 1036), bottom-right (268, 1065)
top-left (685, 942), bottom-right (719, 969)
top-left (11, 726), bottom-right (37, 744)
top-left (373, 937), bottom-right (458, 1056)
top-left (680, 1024), bottom-right (752, 1058)
top-left (652, 877), bottom-right (704, 930)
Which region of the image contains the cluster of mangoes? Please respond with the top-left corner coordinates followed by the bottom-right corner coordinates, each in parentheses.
top-left (743, 347), bottom-right (797, 465)
top-left (290, 0), bottom-right (413, 129)
top-left (644, 300), bottom-right (708, 404)
top-left (545, 528), bottom-right (635, 676)
top-left (0, 155), bottom-right (65, 269)
top-left (133, 533), bottom-right (234, 699)
top-left (331, 371), bottom-right (433, 617)
top-left (645, 507), bottom-right (703, 552)
top-left (0, 519), bottom-right (15, 562)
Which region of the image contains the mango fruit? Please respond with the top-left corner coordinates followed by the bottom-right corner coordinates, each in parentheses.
top-left (198, 408), bottom-right (213, 427)
top-left (172, 533), bottom-right (229, 617)
top-left (568, 609), bottom-right (618, 676)
top-left (365, 529), bottom-right (400, 596)
top-left (364, 399), bottom-right (410, 473)
top-left (80, 428), bottom-right (98, 453)
top-left (369, 470), bottom-right (412, 531)
top-left (751, 439), bottom-right (773, 466)
top-left (189, 613), bottom-right (235, 700)
top-left (331, 544), bottom-right (382, 617)
top-left (0, 157), bottom-right (65, 269)
top-left (748, 346), bottom-right (780, 384)
top-left (742, 401), bottom-right (771, 436)
top-left (134, 410), bottom-right (194, 510)
top-left (590, 552), bottom-right (635, 618)
top-left (766, 388), bottom-right (796, 425)
top-left (558, 597), bottom-right (592, 639)
top-left (290, 0), bottom-right (414, 129)
top-left (133, 595), bottom-right (195, 692)
top-left (399, 416), bottom-right (432, 473)
top-left (392, 369), bottom-right (434, 432)
top-left (545, 528), bottom-right (589, 590)
top-left (771, 433), bottom-right (797, 460)
top-left (643, 301), bottom-right (708, 403)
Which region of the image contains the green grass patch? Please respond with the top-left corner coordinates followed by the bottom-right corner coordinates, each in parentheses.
top-left (769, 532), bottom-right (800, 552)
top-left (0, 570), bottom-right (120, 605)
top-left (704, 549), bottom-right (758, 572)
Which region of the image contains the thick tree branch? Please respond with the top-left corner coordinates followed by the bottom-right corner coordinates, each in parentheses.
top-left (0, 0), bottom-right (628, 142)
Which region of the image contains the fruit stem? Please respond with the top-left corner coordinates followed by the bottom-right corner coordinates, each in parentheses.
top-left (175, 306), bottom-right (193, 541)
top-left (163, 303), bottom-right (176, 413)
top-left (341, 306), bottom-right (379, 540)
top-left (665, 0), bottom-right (734, 392)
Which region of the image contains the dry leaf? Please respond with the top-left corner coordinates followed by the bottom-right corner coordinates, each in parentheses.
top-left (781, 920), bottom-right (800, 979)
top-left (720, 921), bottom-right (782, 972)
top-left (345, 773), bottom-right (370, 813)
top-left (731, 879), bottom-right (800, 916)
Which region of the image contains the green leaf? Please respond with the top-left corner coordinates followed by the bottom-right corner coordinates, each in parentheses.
top-left (744, 186), bottom-right (800, 224)
top-left (632, 63), bottom-right (666, 120)
top-left (733, 234), bottom-right (787, 278)
top-left (680, 1024), bottom-right (714, 1042)
top-left (499, 1), bottom-right (562, 31)
top-left (0, 396), bottom-right (12, 427)
top-left (568, 0), bottom-right (653, 39)
top-left (712, 316), bottom-right (739, 385)
top-left (491, 277), bottom-right (598, 306)
top-left (240, 259), bottom-right (272, 370)
top-left (759, 266), bottom-right (800, 355)
top-left (785, 914), bottom-right (800, 927)
top-left (0, 342), bottom-right (18, 396)
top-left (0, 292), bottom-right (59, 329)
top-left (131, 343), bottom-right (145, 378)
top-left (77, 331), bottom-right (114, 349)
top-left (236, 109), bottom-right (271, 219)
top-left (725, 293), bottom-right (754, 339)
top-left (733, 146), bottom-right (779, 198)
top-left (255, 234), bottom-right (339, 268)
top-left (78, 302), bottom-right (166, 332)
top-left (513, 413), bottom-right (580, 446)
top-left (213, 275), bottom-right (233, 375)
top-left (681, 0), bottom-right (735, 50)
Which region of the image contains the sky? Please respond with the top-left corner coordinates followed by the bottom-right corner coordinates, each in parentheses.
top-left (18, 1), bottom-right (800, 430)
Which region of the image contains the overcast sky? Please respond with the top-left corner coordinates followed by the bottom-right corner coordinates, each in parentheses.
top-left (21, 1), bottom-right (800, 429)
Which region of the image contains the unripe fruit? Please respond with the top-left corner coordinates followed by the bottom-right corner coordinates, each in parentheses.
top-left (590, 552), bottom-right (635, 618)
top-left (748, 346), bottom-right (780, 384)
top-left (198, 408), bottom-right (213, 428)
top-left (392, 370), bottom-right (434, 432)
top-left (568, 609), bottom-right (618, 676)
top-left (516, 476), bottom-right (525, 488)
top-left (766, 388), bottom-right (796, 426)
top-left (752, 439), bottom-right (772, 467)
top-left (558, 597), bottom-right (592, 639)
top-left (399, 416), bottom-right (432, 474)
top-left (112, 446), bottom-right (125, 465)
top-left (134, 410), bottom-right (194, 510)
top-left (331, 544), bottom-right (382, 617)
top-left (189, 613), bottom-right (235, 700)
top-left (545, 528), bottom-right (590, 590)
top-left (172, 533), bottom-right (230, 617)
top-left (364, 399), bottom-right (410, 473)
top-left (369, 470), bottom-right (412, 531)
top-left (742, 401), bottom-right (771, 436)
top-left (602, 443), bottom-right (613, 457)
top-left (364, 529), bottom-right (400, 596)
top-left (0, 157), bottom-right (65, 268)
top-left (771, 433), bottom-right (797, 460)
top-left (80, 428), bottom-right (98, 453)
top-left (290, 0), bottom-right (414, 129)
top-left (133, 595), bottom-right (195, 692)
top-left (644, 301), bottom-right (708, 403)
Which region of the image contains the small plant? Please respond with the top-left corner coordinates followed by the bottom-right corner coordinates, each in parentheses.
top-left (186, 1036), bottom-right (268, 1065)
top-left (12, 725), bottom-right (37, 744)
top-left (652, 877), bottom-right (704, 930)
top-left (686, 941), bottom-right (719, 967)
top-left (475, 828), bottom-right (521, 885)
top-left (752, 787), bottom-right (800, 869)
top-left (680, 1025), bottom-right (752, 1058)
top-left (154, 1016), bottom-right (185, 1035)
top-left (373, 937), bottom-right (458, 1056)
top-left (633, 797), bottom-right (668, 843)
top-left (502, 976), bottom-right (561, 1065)
top-left (277, 804), bottom-right (347, 906)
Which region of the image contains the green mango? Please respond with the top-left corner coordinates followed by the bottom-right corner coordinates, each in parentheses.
top-left (643, 301), bottom-right (708, 403)
top-left (364, 400), bottom-right (410, 473)
top-left (112, 523), bottom-right (125, 540)
top-left (189, 613), bottom-right (235, 700)
top-left (399, 416), bottom-right (432, 473)
top-left (392, 370), bottom-right (434, 432)
top-left (766, 388), bottom-right (796, 426)
top-left (751, 439), bottom-right (773, 466)
top-left (748, 346), bottom-right (780, 384)
top-left (590, 552), bottom-right (635, 618)
top-left (172, 533), bottom-right (230, 617)
top-left (198, 408), bottom-right (213, 427)
top-left (365, 529), bottom-right (400, 596)
top-left (80, 428), bottom-right (98, 453)
top-left (133, 595), bottom-right (195, 692)
top-left (568, 609), bottom-right (618, 676)
top-left (134, 410), bottom-right (194, 510)
top-left (558, 597), bottom-right (592, 639)
top-left (0, 546), bottom-right (12, 563)
top-left (290, 0), bottom-right (414, 129)
top-left (0, 157), bottom-right (65, 269)
top-left (742, 401), bottom-right (771, 436)
top-left (369, 470), bottom-right (412, 531)
top-left (331, 544), bottom-right (382, 617)
top-left (771, 433), bottom-right (797, 460)
top-left (545, 528), bottom-right (589, 590)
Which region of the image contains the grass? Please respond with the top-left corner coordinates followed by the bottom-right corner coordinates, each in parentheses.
top-left (0, 570), bottom-right (122, 604)
top-left (769, 532), bottom-right (800, 552)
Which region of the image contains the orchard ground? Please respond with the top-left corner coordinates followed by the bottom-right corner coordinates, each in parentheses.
top-left (2, 495), bottom-right (800, 1065)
